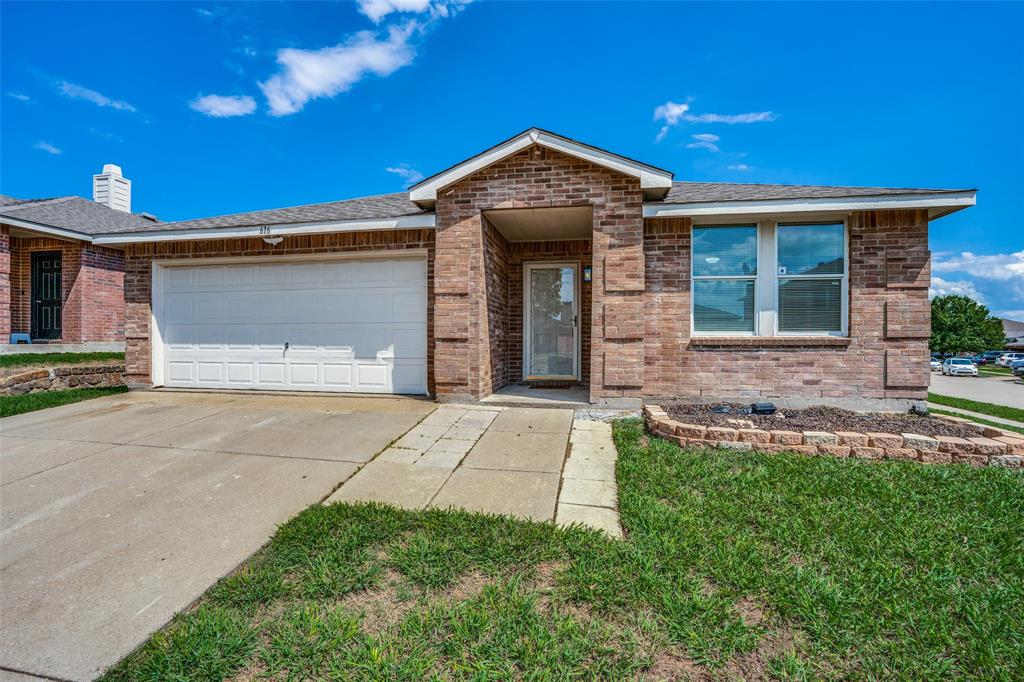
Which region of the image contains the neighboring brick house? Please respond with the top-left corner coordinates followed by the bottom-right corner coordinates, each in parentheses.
top-left (0, 166), bottom-right (157, 345)
top-left (84, 129), bottom-right (974, 408)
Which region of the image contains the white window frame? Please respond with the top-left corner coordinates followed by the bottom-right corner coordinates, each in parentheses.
top-left (690, 220), bottom-right (848, 337)
top-left (690, 224), bottom-right (761, 336)
top-left (773, 221), bottom-right (848, 337)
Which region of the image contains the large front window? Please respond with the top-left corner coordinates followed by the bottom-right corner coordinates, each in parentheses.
top-left (691, 222), bottom-right (847, 336)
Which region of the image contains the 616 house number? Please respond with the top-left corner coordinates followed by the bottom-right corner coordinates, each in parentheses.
top-left (258, 226), bottom-right (273, 235)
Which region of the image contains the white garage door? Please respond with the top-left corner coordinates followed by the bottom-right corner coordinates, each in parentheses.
top-left (157, 256), bottom-right (427, 394)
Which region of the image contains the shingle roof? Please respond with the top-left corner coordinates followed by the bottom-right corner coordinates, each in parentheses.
top-left (663, 181), bottom-right (970, 204)
top-left (0, 196), bottom-right (156, 234)
top-left (101, 191), bottom-right (427, 234)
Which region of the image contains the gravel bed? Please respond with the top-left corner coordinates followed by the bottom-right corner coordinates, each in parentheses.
top-left (663, 403), bottom-right (984, 439)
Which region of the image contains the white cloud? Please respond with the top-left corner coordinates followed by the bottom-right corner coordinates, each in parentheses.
top-left (727, 164), bottom-right (752, 171)
top-left (190, 94), bottom-right (257, 117)
top-left (34, 141), bottom-right (62, 155)
top-left (929, 276), bottom-right (984, 301)
top-left (684, 111), bottom-right (776, 124)
top-left (357, 0), bottom-right (470, 23)
top-left (7, 92), bottom-right (31, 102)
top-left (686, 133), bottom-right (720, 152)
top-left (997, 309), bottom-right (1024, 321)
top-left (386, 164), bottom-right (424, 186)
top-left (932, 251), bottom-right (1024, 282)
top-left (260, 23), bottom-right (419, 116)
top-left (58, 81), bottom-right (136, 112)
top-left (358, 0), bottom-right (431, 22)
top-left (653, 100), bottom-right (776, 142)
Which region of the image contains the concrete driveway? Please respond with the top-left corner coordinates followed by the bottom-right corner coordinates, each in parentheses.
top-left (930, 372), bottom-right (1024, 409)
top-left (0, 391), bottom-right (434, 681)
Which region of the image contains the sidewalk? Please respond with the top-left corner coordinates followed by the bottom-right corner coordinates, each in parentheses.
top-left (928, 403), bottom-right (1024, 430)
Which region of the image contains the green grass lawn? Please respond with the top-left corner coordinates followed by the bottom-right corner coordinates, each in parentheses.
top-left (0, 351), bottom-right (125, 369)
top-left (103, 420), bottom-right (1024, 681)
top-left (0, 386), bottom-right (129, 417)
top-left (930, 408), bottom-right (1024, 436)
top-left (978, 365), bottom-right (1013, 376)
top-left (929, 392), bottom-right (1024, 424)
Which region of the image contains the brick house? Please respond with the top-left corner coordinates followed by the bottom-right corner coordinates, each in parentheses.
top-left (86, 129), bottom-right (974, 408)
top-left (0, 166), bottom-right (156, 345)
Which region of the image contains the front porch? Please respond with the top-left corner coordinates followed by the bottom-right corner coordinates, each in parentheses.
top-left (479, 205), bottom-right (595, 400)
top-left (0, 225), bottom-right (125, 345)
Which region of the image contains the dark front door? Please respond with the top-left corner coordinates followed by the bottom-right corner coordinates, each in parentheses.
top-left (31, 251), bottom-right (62, 340)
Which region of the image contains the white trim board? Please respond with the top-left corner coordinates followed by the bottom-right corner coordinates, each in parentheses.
top-left (94, 213), bottom-right (436, 245)
top-left (0, 215), bottom-right (95, 242)
top-left (643, 191), bottom-right (976, 220)
top-left (409, 128), bottom-right (673, 208)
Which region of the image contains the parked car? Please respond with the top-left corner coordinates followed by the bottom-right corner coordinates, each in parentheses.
top-left (980, 350), bottom-right (1006, 363)
top-left (1011, 359), bottom-right (1024, 378)
top-left (970, 354), bottom-right (990, 366)
top-left (942, 358), bottom-right (978, 376)
top-left (930, 358), bottom-right (942, 371)
top-left (997, 352), bottom-right (1024, 367)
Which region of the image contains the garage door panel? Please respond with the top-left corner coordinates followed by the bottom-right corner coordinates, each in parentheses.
top-left (323, 363), bottom-right (354, 388)
top-left (257, 363), bottom-right (287, 384)
top-left (227, 362), bottom-right (254, 384)
top-left (289, 363), bottom-right (319, 385)
top-left (160, 257), bottom-right (427, 394)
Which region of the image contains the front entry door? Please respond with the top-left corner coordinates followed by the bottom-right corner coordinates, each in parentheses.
top-left (31, 251), bottom-right (62, 340)
top-left (525, 262), bottom-right (578, 380)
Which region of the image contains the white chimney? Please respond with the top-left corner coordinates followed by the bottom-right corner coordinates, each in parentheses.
top-left (93, 163), bottom-right (131, 213)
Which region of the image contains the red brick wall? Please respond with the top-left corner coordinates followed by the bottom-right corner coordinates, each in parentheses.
top-left (122, 230), bottom-right (435, 387)
top-left (433, 144), bottom-right (643, 400)
top-left (80, 245), bottom-right (126, 341)
top-left (642, 210), bottom-right (931, 403)
top-left (482, 220), bottom-right (510, 393)
top-left (0, 226), bottom-right (9, 340)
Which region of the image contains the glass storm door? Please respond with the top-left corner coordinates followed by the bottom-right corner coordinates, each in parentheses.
top-left (525, 263), bottom-right (578, 379)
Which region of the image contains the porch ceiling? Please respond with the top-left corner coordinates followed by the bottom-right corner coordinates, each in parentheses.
top-left (484, 206), bottom-right (591, 242)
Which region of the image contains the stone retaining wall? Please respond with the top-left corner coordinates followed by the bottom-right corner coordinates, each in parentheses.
top-left (644, 405), bottom-right (1024, 468)
top-left (0, 364), bottom-right (125, 396)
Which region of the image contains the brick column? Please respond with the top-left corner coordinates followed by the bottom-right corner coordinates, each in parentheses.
top-left (848, 209), bottom-right (931, 400)
top-left (590, 186), bottom-right (646, 404)
top-left (432, 203), bottom-right (482, 401)
top-left (123, 245), bottom-right (153, 386)
top-left (0, 226), bottom-right (10, 341)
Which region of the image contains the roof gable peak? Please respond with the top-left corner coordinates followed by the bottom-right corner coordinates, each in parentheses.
top-left (409, 128), bottom-right (673, 208)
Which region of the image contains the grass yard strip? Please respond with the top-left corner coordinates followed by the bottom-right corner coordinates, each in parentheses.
top-left (978, 365), bottom-right (1013, 376)
top-left (102, 421), bottom-right (1024, 681)
top-left (930, 407), bottom-right (1024, 436)
top-left (0, 386), bottom-right (129, 417)
top-left (0, 351), bottom-right (125, 369)
top-left (928, 392), bottom-right (1024, 424)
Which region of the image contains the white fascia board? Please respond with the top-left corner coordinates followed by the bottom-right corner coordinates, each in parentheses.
top-left (642, 191), bottom-right (977, 219)
top-left (410, 129), bottom-right (673, 205)
top-left (0, 215), bottom-right (94, 242)
top-left (92, 213), bottom-right (436, 245)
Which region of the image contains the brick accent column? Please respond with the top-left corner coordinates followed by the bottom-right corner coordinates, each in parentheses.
top-left (0, 226), bottom-right (10, 341)
top-left (123, 245), bottom-right (153, 385)
top-left (432, 203), bottom-right (481, 400)
top-left (849, 209), bottom-right (931, 397)
top-left (590, 185), bottom-right (646, 403)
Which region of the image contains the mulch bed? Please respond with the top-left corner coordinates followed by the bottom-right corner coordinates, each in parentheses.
top-left (663, 403), bottom-right (984, 439)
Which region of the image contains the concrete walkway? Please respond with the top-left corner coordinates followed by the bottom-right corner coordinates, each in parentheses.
top-left (326, 406), bottom-right (622, 536)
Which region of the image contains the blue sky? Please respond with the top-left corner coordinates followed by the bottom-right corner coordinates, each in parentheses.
top-left (2, 1), bottom-right (1022, 317)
